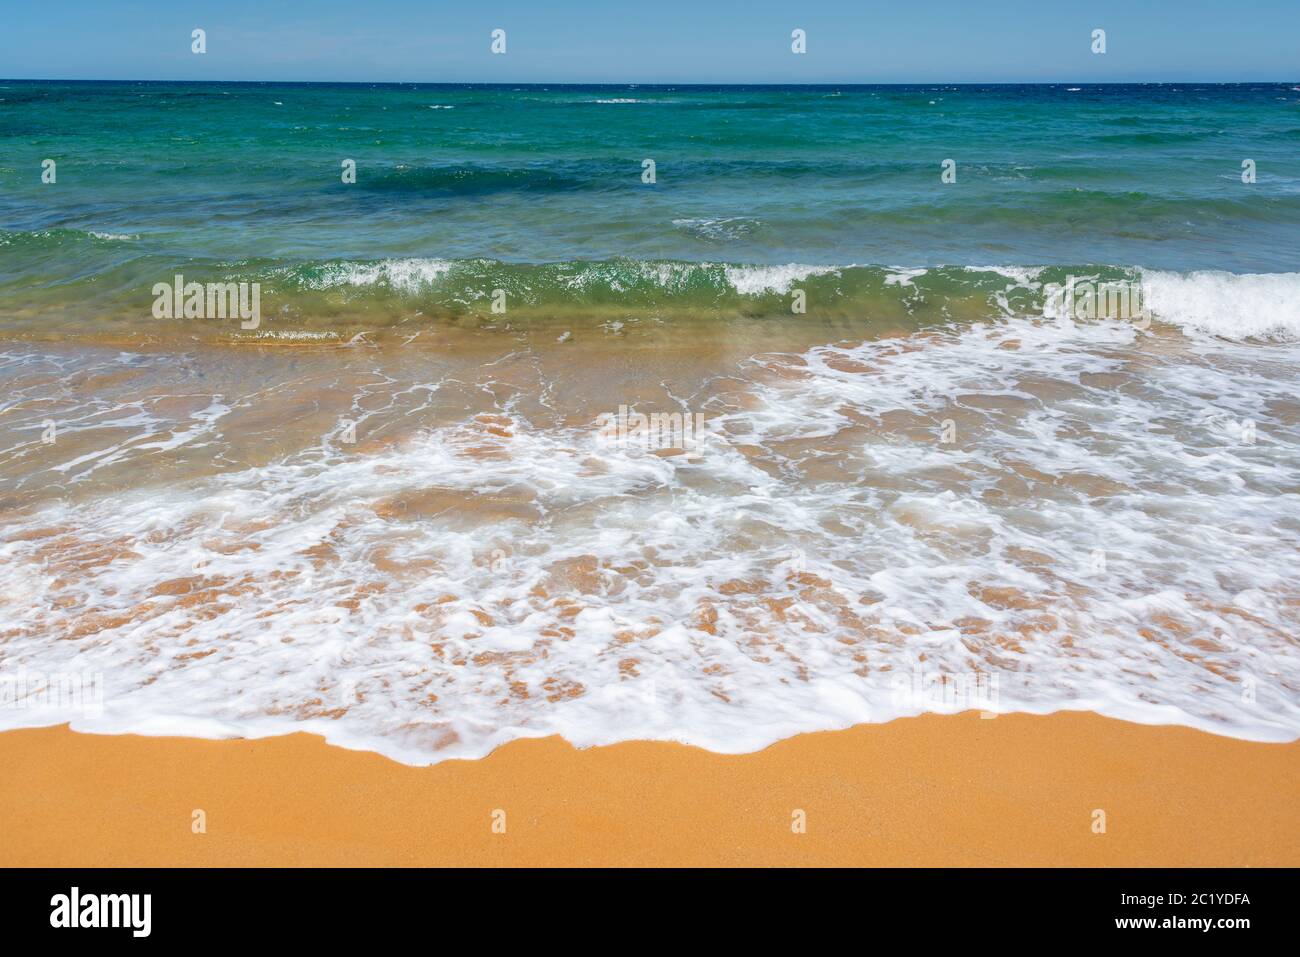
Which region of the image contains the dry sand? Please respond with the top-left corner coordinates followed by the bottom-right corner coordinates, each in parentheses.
top-left (1, 712), bottom-right (1296, 867)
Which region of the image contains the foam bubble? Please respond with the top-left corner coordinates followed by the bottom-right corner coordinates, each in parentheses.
top-left (723, 263), bottom-right (839, 295)
top-left (1141, 269), bottom-right (1300, 340)
top-left (2, 314), bottom-right (1298, 764)
top-left (304, 258), bottom-right (456, 294)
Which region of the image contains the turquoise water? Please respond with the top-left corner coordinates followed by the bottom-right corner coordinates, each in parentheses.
top-left (3, 81), bottom-right (1300, 758)
top-left (1, 81), bottom-right (1298, 334)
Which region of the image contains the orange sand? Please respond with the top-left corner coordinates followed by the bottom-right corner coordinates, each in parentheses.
top-left (1, 712), bottom-right (1296, 866)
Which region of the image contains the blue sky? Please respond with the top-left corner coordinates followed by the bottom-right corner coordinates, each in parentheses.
top-left (2, 0), bottom-right (1297, 83)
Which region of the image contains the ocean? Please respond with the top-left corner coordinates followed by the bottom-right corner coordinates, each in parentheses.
top-left (1, 81), bottom-right (1298, 762)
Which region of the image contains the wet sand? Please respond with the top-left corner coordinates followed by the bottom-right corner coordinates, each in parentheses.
top-left (2, 712), bottom-right (1296, 867)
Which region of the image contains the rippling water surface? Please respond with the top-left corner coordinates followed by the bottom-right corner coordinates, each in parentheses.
top-left (0, 82), bottom-right (1297, 760)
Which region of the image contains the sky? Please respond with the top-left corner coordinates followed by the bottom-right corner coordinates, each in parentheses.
top-left (1, 0), bottom-right (1297, 84)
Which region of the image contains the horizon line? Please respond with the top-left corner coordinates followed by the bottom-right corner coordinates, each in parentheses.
top-left (4, 78), bottom-right (1299, 87)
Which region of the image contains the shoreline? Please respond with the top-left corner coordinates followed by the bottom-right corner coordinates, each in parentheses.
top-left (3, 712), bottom-right (1297, 867)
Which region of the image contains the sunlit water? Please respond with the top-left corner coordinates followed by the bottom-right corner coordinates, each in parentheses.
top-left (1, 83), bottom-right (1298, 761)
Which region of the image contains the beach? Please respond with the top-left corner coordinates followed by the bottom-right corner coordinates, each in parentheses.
top-left (2, 713), bottom-right (1297, 867)
top-left (2, 82), bottom-right (1299, 868)
top-left (3, 319), bottom-right (1299, 764)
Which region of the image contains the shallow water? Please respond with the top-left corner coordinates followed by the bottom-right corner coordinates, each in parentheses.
top-left (2, 310), bottom-right (1298, 761)
top-left (1, 83), bottom-right (1298, 761)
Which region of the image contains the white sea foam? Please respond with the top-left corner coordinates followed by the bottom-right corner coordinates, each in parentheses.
top-left (1140, 269), bottom-right (1300, 340)
top-left (304, 258), bottom-right (456, 294)
top-left (2, 312), bottom-right (1298, 763)
top-left (250, 330), bottom-right (340, 341)
top-left (885, 267), bottom-right (928, 286)
top-left (723, 263), bottom-right (839, 294)
top-left (965, 264), bottom-right (1046, 285)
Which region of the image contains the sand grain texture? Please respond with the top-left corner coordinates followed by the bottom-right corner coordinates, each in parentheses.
top-left (2, 712), bottom-right (1296, 867)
